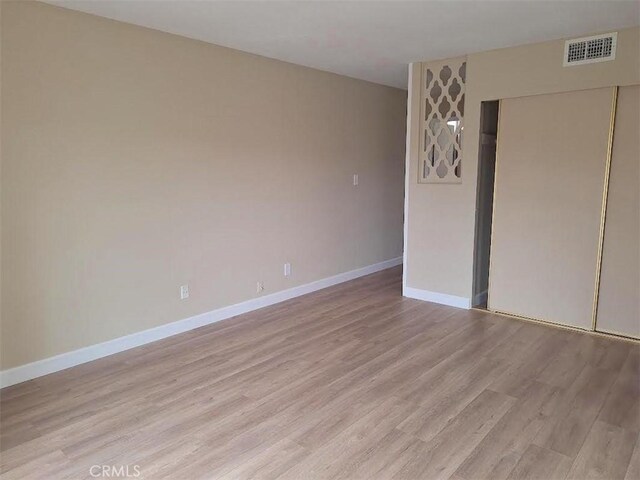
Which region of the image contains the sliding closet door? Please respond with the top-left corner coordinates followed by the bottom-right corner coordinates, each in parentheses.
top-left (596, 85), bottom-right (640, 338)
top-left (489, 88), bottom-right (614, 329)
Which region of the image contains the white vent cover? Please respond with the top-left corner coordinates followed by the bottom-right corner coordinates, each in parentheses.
top-left (564, 32), bottom-right (617, 66)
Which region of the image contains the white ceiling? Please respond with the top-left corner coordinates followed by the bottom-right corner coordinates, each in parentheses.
top-left (47, 0), bottom-right (640, 89)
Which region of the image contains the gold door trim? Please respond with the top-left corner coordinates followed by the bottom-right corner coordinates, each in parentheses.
top-left (591, 86), bottom-right (618, 331)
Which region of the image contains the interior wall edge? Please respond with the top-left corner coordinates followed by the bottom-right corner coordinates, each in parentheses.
top-left (402, 62), bottom-right (421, 291)
top-left (0, 256), bottom-right (402, 389)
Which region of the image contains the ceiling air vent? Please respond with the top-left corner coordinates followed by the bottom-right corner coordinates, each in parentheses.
top-left (564, 32), bottom-right (617, 66)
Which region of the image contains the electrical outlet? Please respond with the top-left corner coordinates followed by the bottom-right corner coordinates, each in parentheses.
top-left (180, 284), bottom-right (189, 300)
top-left (353, 174), bottom-right (359, 186)
top-left (284, 262), bottom-right (291, 277)
top-left (256, 281), bottom-right (264, 293)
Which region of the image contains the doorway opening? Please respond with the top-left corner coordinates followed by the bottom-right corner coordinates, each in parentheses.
top-left (472, 100), bottom-right (499, 309)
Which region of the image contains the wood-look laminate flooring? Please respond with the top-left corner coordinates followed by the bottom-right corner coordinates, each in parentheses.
top-left (1, 267), bottom-right (638, 479)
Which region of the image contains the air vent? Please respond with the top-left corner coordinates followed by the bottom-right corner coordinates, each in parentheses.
top-left (564, 32), bottom-right (617, 66)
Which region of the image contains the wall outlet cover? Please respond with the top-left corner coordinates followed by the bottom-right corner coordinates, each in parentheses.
top-left (180, 285), bottom-right (189, 300)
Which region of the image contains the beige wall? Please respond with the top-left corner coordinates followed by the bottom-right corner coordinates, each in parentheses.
top-left (405, 27), bottom-right (640, 300)
top-left (0, 1), bottom-right (407, 369)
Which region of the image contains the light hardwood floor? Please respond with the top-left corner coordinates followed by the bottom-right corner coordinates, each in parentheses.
top-left (1, 267), bottom-right (638, 479)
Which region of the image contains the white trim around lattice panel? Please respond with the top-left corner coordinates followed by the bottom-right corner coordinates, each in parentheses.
top-left (418, 57), bottom-right (466, 184)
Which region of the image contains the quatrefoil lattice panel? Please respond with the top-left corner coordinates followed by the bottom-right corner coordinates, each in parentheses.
top-left (419, 59), bottom-right (466, 183)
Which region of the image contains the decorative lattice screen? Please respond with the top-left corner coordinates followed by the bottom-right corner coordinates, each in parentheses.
top-left (419, 59), bottom-right (466, 183)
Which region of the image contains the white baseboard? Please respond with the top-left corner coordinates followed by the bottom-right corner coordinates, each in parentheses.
top-left (1, 257), bottom-right (402, 389)
top-left (403, 286), bottom-right (471, 309)
top-left (473, 290), bottom-right (488, 307)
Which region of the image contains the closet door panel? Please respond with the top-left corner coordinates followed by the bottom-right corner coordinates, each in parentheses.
top-left (489, 88), bottom-right (614, 329)
top-left (596, 85), bottom-right (640, 338)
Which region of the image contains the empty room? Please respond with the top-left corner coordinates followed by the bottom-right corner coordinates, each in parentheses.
top-left (1, 1), bottom-right (639, 479)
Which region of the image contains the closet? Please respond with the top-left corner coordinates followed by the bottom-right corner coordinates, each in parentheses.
top-left (487, 85), bottom-right (639, 338)
top-left (596, 85), bottom-right (639, 338)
